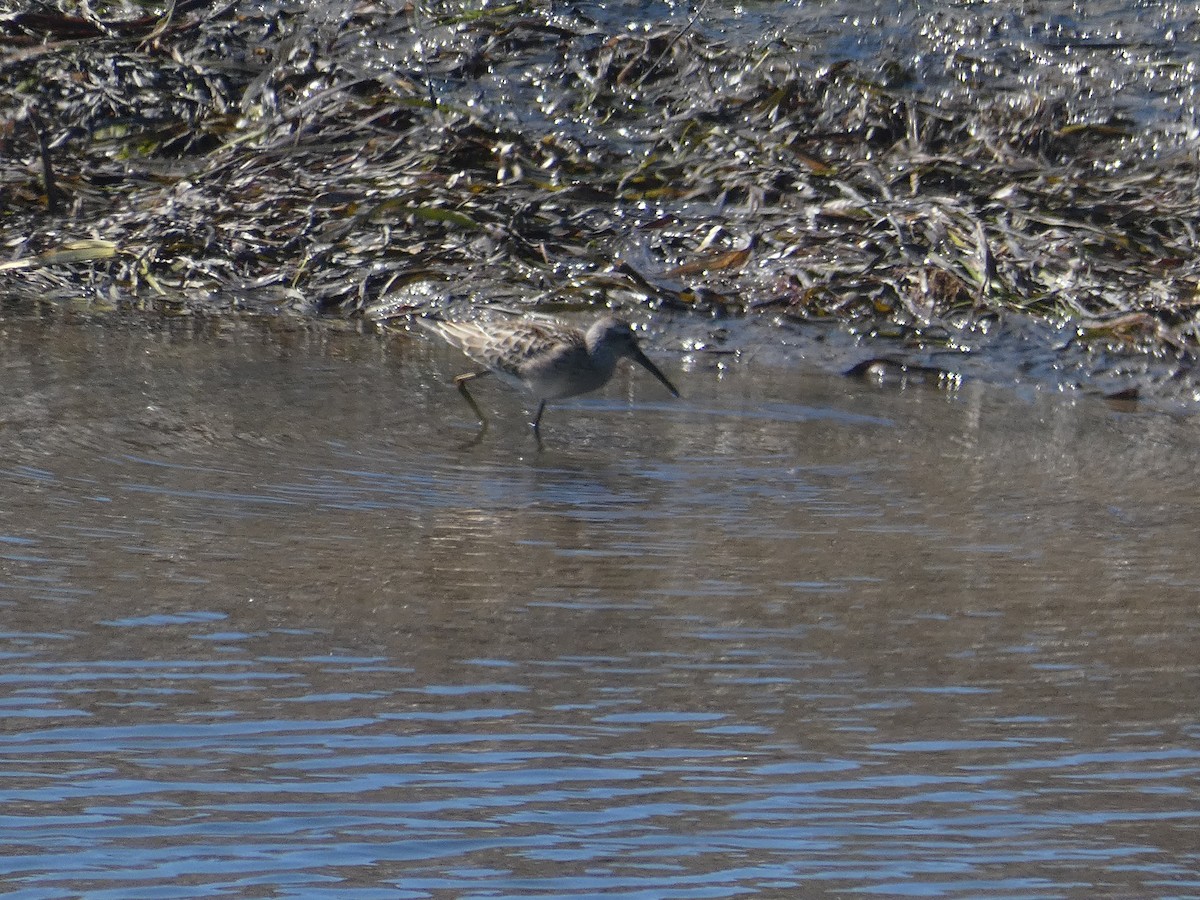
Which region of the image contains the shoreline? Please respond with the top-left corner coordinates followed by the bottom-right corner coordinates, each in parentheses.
top-left (4, 1), bottom-right (1200, 404)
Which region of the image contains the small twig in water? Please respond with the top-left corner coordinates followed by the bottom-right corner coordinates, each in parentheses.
top-left (635, 0), bottom-right (711, 90)
top-left (409, 0), bottom-right (438, 109)
top-left (25, 106), bottom-right (62, 215)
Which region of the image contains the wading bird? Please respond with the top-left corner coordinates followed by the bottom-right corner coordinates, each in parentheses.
top-left (421, 314), bottom-right (680, 442)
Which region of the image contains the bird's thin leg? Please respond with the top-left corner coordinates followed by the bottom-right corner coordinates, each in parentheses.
top-left (453, 371), bottom-right (490, 437)
top-left (531, 400), bottom-right (547, 450)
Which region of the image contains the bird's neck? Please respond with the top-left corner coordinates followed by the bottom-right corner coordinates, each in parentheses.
top-left (586, 343), bottom-right (620, 377)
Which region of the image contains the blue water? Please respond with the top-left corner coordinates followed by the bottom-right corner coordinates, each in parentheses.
top-left (0, 316), bottom-right (1198, 898)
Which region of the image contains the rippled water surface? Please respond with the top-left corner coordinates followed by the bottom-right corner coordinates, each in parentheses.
top-left (1, 313), bottom-right (1198, 898)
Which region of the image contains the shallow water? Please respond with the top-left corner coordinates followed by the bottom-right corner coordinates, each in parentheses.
top-left (1, 312), bottom-right (1198, 898)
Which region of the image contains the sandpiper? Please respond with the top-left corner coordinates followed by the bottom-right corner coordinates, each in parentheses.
top-left (420, 313), bottom-right (680, 439)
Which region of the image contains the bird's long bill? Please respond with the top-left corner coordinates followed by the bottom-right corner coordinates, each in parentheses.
top-left (632, 347), bottom-right (680, 398)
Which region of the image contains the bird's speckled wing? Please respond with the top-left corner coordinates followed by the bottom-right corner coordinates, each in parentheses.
top-left (423, 318), bottom-right (586, 381)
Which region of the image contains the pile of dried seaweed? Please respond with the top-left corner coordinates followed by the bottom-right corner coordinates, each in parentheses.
top-left (4, 1), bottom-right (1200, 372)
